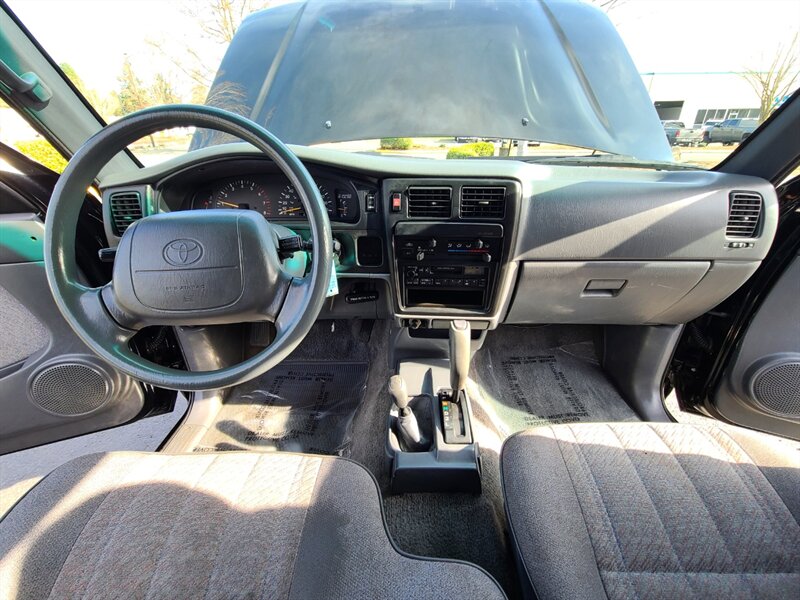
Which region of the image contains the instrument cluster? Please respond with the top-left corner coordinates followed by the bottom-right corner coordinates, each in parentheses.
top-left (191, 174), bottom-right (360, 223)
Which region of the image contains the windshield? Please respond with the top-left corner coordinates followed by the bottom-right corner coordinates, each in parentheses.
top-left (4, 0), bottom-right (800, 170)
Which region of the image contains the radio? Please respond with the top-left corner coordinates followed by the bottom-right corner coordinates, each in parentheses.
top-left (394, 223), bottom-right (503, 311)
top-left (403, 264), bottom-right (489, 289)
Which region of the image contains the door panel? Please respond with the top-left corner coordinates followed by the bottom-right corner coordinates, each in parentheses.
top-left (711, 251), bottom-right (800, 439)
top-left (0, 213), bottom-right (145, 454)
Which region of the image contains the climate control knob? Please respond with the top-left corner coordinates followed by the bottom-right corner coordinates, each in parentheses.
top-left (482, 253), bottom-right (492, 263)
top-left (416, 251), bottom-right (426, 262)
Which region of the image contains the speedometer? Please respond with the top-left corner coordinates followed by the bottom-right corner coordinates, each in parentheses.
top-left (278, 185), bottom-right (306, 217)
top-left (277, 184), bottom-right (334, 218)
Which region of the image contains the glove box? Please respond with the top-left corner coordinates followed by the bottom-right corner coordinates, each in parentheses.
top-left (506, 261), bottom-right (711, 324)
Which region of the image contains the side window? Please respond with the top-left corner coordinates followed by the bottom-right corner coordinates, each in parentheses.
top-left (0, 99), bottom-right (68, 174)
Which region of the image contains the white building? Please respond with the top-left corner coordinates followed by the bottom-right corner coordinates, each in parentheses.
top-left (642, 71), bottom-right (795, 127)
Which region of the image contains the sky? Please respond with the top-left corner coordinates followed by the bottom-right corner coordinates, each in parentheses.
top-left (6, 0), bottom-right (800, 101)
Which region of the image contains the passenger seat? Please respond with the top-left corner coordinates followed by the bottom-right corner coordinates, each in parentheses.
top-left (501, 422), bottom-right (800, 600)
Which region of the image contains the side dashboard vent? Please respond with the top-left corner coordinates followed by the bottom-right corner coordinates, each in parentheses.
top-left (407, 187), bottom-right (452, 218)
top-left (460, 186), bottom-right (506, 219)
top-left (109, 191), bottom-right (143, 236)
top-left (726, 192), bottom-right (762, 238)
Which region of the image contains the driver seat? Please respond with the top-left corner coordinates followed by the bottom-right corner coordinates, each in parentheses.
top-left (0, 452), bottom-right (506, 599)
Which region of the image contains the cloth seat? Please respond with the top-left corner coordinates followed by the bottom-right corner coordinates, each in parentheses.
top-left (0, 451), bottom-right (506, 599)
top-left (501, 423), bottom-right (800, 600)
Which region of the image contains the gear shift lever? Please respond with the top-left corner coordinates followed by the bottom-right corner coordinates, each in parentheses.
top-left (449, 320), bottom-right (471, 395)
top-left (389, 374), bottom-right (423, 450)
top-left (441, 320), bottom-right (473, 444)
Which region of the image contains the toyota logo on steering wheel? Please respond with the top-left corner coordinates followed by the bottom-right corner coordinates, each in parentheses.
top-left (163, 239), bottom-right (203, 266)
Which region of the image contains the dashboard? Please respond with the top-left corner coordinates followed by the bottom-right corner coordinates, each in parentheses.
top-left (101, 143), bottom-right (779, 329)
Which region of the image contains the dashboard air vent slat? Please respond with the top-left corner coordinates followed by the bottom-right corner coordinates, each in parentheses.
top-left (407, 187), bottom-right (452, 218)
top-left (109, 191), bottom-right (143, 235)
top-left (726, 192), bottom-right (762, 238)
top-left (460, 186), bottom-right (506, 219)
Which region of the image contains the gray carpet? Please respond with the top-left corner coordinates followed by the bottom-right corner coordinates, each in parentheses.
top-left (195, 361), bottom-right (368, 455)
top-left (471, 325), bottom-right (639, 437)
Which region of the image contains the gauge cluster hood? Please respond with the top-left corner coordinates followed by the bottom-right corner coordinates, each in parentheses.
top-left (196, 0), bottom-right (671, 161)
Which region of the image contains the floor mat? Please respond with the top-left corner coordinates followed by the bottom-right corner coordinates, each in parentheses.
top-left (195, 361), bottom-right (368, 455)
top-left (471, 326), bottom-right (638, 437)
top-left (383, 490), bottom-right (517, 596)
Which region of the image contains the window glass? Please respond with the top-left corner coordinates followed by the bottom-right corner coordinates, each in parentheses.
top-left (5, 0), bottom-right (800, 170)
top-left (0, 99), bottom-right (67, 173)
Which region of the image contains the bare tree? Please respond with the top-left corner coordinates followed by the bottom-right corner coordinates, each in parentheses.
top-left (148, 0), bottom-right (272, 99)
top-left (743, 32), bottom-right (800, 123)
top-left (587, 0), bottom-right (627, 11)
top-left (182, 0), bottom-right (272, 44)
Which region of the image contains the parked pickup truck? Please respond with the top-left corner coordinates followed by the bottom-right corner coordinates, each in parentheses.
top-left (674, 119), bottom-right (724, 146)
top-left (661, 120), bottom-right (685, 145)
top-left (707, 118), bottom-right (759, 145)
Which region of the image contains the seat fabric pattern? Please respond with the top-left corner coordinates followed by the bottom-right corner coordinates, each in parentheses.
top-left (501, 423), bottom-right (800, 600)
top-left (0, 452), bottom-right (505, 600)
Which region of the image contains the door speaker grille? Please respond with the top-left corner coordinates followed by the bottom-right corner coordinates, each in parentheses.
top-left (752, 361), bottom-right (800, 417)
top-left (30, 363), bottom-right (111, 416)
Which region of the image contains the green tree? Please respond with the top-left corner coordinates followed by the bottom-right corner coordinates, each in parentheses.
top-left (117, 56), bottom-right (151, 115)
top-left (59, 62), bottom-right (86, 92)
top-left (151, 73), bottom-right (180, 105)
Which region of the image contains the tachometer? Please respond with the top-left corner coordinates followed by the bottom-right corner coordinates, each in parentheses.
top-left (212, 178), bottom-right (272, 217)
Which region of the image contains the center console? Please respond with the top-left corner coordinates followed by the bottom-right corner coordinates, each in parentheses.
top-left (386, 320), bottom-right (483, 493)
top-left (381, 179), bottom-right (520, 492)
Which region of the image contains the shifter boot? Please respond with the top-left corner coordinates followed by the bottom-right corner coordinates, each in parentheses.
top-left (397, 408), bottom-right (423, 449)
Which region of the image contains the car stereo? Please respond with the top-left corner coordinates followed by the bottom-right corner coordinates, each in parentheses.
top-left (394, 223), bottom-right (504, 311)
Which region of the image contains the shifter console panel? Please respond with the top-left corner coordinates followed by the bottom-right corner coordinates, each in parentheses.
top-left (439, 391), bottom-right (474, 444)
top-left (394, 223), bottom-right (504, 311)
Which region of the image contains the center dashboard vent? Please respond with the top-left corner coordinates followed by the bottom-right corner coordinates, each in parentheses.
top-left (407, 187), bottom-right (452, 218)
top-left (109, 191), bottom-right (143, 235)
top-left (460, 186), bottom-right (506, 219)
top-left (726, 192), bottom-right (763, 238)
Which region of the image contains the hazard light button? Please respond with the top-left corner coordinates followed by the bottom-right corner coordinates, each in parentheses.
top-left (391, 192), bottom-right (402, 212)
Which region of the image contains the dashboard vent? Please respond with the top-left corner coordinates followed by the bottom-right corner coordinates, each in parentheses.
top-left (109, 191), bottom-right (143, 235)
top-left (460, 186), bottom-right (506, 219)
top-left (407, 187), bottom-right (452, 218)
top-left (726, 192), bottom-right (762, 238)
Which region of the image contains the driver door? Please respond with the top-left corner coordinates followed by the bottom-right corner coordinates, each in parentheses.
top-left (0, 138), bottom-right (158, 454)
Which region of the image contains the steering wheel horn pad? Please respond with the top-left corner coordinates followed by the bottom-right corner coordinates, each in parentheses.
top-left (44, 105), bottom-right (333, 391)
top-left (108, 210), bottom-right (290, 328)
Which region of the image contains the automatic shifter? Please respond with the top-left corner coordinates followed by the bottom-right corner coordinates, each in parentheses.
top-left (441, 320), bottom-right (474, 444)
top-left (449, 320), bottom-right (471, 395)
top-left (389, 374), bottom-right (424, 450)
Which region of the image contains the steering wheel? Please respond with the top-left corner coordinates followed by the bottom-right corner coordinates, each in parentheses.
top-left (44, 105), bottom-right (333, 391)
